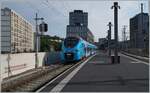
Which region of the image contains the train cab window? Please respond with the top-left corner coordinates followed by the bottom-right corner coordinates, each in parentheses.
top-left (64, 37), bottom-right (79, 48)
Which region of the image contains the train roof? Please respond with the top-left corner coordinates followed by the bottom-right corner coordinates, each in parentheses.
top-left (65, 36), bottom-right (97, 49)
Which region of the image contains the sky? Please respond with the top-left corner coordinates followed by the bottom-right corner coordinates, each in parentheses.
top-left (1, 0), bottom-right (149, 42)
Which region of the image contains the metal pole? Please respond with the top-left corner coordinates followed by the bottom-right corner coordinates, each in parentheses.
top-left (121, 28), bottom-right (124, 50)
top-left (111, 2), bottom-right (120, 63)
top-left (7, 53), bottom-right (11, 76)
top-left (35, 13), bottom-right (39, 69)
top-left (107, 22), bottom-right (112, 56)
top-left (7, 46), bottom-right (12, 77)
top-left (141, 3), bottom-right (145, 50)
top-left (141, 3), bottom-right (146, 56)
top-left (141, 3), bottom-right (143, 13)
top-left (141, 3), bottom-right (144, 48)
top-left (34, 13), bottom-right (44, 68)
top-left (123, 25), bottom-right (127, 50)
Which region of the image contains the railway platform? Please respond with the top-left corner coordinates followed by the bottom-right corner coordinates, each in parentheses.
top-left (39, 50), bottom-right (149, 92)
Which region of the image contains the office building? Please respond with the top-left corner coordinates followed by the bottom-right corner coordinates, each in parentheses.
top-left (1, 7), bottom-right (34, 53)
top-left (66, 10), bottom-right (94, 43)
top-left (130, 13), bottom-right (149, 49)
top-left (69, 10), bottom-right (88, 26)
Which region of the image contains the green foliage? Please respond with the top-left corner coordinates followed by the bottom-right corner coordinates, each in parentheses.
top-left (40, 35), bottom-right (63, 52)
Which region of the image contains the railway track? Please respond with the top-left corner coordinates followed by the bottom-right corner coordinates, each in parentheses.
top-left (1, 61), bottom-right (83, 92)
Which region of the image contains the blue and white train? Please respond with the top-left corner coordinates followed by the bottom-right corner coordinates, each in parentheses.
top-left (61, 36), bottom-right (97, 63)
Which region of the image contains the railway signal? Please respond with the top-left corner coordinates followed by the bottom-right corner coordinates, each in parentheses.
top-left (39, 22), bottom-right (48, 32)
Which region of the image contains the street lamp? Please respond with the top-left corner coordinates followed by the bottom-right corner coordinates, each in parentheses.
top-left (111, 2), bottom-right (120, 64)
top-left (107, 22), bottom-right (112, 56)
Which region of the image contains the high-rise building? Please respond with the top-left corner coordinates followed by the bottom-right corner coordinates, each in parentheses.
top-left (130, 13), bottom-right (149, 49)
top-left (1, 7), bottom-right (34, 53)
top-left (69, 10), bottom-right (88, 26)
top-left (66, 10), bottom-right (94, 43)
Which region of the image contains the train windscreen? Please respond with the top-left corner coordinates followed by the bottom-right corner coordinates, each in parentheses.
top-left (64, 37), bottom-right (79, 48)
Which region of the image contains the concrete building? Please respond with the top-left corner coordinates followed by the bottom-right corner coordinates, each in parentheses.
top-left (119, 40), bottom-right (130, 50)
top-left (130, 13), bottom-right (149, 49)
top-left (67, 26), bottom-right (94, 43)
top-left (98, 38), bottom-right (107, 45)
top-left (66, 10), bottom-right (94, 43)
top-left (1, 7), bottom-right (34, 53)
top-left (69, 10), bottom-right (88, 26)
top-left (95, 38), bottom-right (107, 49)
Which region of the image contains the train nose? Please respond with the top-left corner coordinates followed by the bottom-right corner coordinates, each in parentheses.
top-left (65, 53), bottom-right (74, 61)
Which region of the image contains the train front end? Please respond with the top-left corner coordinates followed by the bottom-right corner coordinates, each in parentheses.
top-left (61, 37), bottom-right (81, 63)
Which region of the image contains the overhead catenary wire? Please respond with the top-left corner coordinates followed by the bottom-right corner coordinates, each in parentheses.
top-left (25, 1), bottom-right (39, 14)
top-left (42, 0), bottom-right (67, 18)
top-left (25, 0), bottom-right (54, 22)
top-left (24, 0), bottom-right (48, 24)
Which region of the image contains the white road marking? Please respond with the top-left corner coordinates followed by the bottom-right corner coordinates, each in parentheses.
top-left (88, 61), bottom-right (105, 64)
top-left (120, 53), bottom-right (149, 65)
top-left (50, 54), bottom-right (96, 92)
top-left (131, 61), bottom-right (140, 63)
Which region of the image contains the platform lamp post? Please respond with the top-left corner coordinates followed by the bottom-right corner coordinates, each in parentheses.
top-left (111, 2), bottom-right (120, 64)
top-left (107, 22), bottom-right (112, 56)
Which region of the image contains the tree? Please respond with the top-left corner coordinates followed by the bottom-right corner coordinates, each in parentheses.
top-left (40, 35), bottom-right (63, 52)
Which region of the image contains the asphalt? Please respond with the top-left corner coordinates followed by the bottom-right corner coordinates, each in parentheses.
top-left (39, 51), bottom-right (149, 92)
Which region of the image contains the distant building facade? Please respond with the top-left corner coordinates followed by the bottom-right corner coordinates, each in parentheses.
top-left (1, 7), bottom-right (34, 53)
top-left (66, 10), bottom-right (94, 43)
top-left (69, 10), bottom-right (88, 26)
top-left (119, 40), bottom-right (130, 50)
top-left (98, 38), bottom-right (107, 45)
top-left (95, 38), bottom-right (107, 49)
top-left (130, 13), bottom-right (149, 49)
